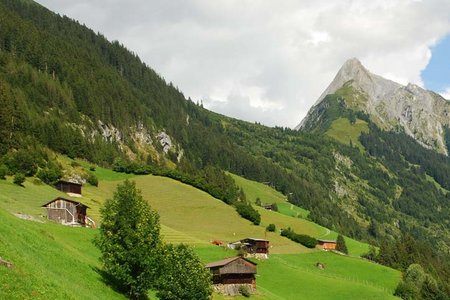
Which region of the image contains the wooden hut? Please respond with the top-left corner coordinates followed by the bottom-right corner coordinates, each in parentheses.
top-left (55, 180), bottom-right (82, 195)
top-left (317, 239), bottom-right (337, 251)
top-left (42, 197), bottom-right (89, 226)
top-left (206, 257), bottom-right (257, 295)
top-left (241, 238), bottom-right (270, 255)
top-left (228, 238), bottom-right (270, 259)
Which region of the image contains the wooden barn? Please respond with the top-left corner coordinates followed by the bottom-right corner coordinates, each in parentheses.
top-left (206, 257), bottom-right (257, 295)
top-left (42, 197), bottom-right (89, 226)
top-left (317, 239), bottom-right (337, 251)
top-left (228, 238), bottom-right (270, 259)
top-left (241, 238), bottom-right (270, 255)
top-left (55, 180), bottom-right (82, 195)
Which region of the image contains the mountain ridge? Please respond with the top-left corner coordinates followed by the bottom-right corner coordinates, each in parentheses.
top-left (297, 58), bottom-right (450, 154)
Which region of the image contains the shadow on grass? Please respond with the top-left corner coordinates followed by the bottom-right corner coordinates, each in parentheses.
top-left (92, 266), bottom-right (150, 300)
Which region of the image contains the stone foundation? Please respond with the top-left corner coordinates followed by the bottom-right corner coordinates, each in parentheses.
top-left (212, 284), bottom-right (256, 296)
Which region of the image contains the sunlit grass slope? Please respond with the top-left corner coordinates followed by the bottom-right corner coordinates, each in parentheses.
top-left (0, 208), bottom-right (125, 300)
top-left (0, 175), bottom-right (400, 300)
top-left (256, 252), bottom-right (400, 300)
top-left (91, 176), bottom-right (309, 254)
top-left (230, 173), bottom-right (370, 256)
top-left (325, 117), bottom-right (369, 151)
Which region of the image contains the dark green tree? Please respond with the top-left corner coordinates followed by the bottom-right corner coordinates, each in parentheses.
top-left (86, 172), bottom-right (98, 187)
top-left (336, 234), bottom-right (348, 254)
top-left (0, 164), bottom-right (8, 179)
top-left (13, 172), bottom-right (25, 186)
top-left (266, 223), bottom-right (276, 232)
top-left (95, 180), bottom-right (161, 299)
top-left (156, 244), bottom-right (212, 300)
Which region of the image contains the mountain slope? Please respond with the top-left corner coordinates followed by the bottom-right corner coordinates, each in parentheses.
top-left (297, 58), bottom-right (450, 154)
top-left (0, 173), bottom-right (401, 300)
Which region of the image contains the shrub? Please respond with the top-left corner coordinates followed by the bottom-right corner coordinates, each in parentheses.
top-left (280, 228), bottom-right (317, 248)
top-left (336, 234), bottom-right (348, 254)
top-left (266, 223), bottom-right (276, 232)
top-left (86, 172), bottom-right (98, 187)
top-left (36, 165), bottom-right (63, 185)
top-left (89, 165), bottom-right (96, 171)
top-left (156, 244), bottom-right (212, 300)
top-left (13, 173), bottom-right (25, 186)
top-left (238, 285), bottom-right (251, 298)
top-left (235, 202), bottom-right (261, 225)
top-left (0, 164), bottom-right (8, 179)
top-left (271, 203), bottom-right (278, 212)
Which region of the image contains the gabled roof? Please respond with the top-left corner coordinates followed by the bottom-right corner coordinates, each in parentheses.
top-left (243, 238), bottom-right (269, 242)
top-left (41, 197), bottom-right (89, 208)
top-left (317, 239), bottom-right (337, 243)
top-left (205, 256), bottom-right (257, 268)
top-left (55, 180), bottom-right (82, 186)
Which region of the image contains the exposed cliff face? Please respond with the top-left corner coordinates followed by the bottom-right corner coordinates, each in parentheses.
top-left (297, 58), bottom-right (450, 154)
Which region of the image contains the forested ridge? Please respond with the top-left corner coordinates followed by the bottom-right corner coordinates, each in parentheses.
top-left (1, 0), bottom-right (450, 297)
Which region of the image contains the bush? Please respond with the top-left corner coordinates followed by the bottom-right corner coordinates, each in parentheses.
top-left (86, 172), bottom-right (98, 187)
top-left (0, 164), bottom-right (8, 179)
top-left (281, 228), bottom-right (317, 248)
top-left (36, 165), bottom-right (63, 185)
top-left (336, 234), bottom-right (348, 254)
top-left (235, 202), bottom-right (261, 225)
top-left (156, 244), bottom-right (212, 300)
top-left (4, 150), bottom-right (39, 176)
top-left (13, 173), bottom-right (25, 186)
top-left (238, 285), bottom-right (251, 298)
top-left (266, 223), bottom-right (276, 232)
top-left (271, 203), bottom-right (278, 212)
top-left (89, 165), bottom-right (96, 171)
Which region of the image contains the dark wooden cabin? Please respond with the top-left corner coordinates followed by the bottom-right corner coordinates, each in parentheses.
top-left (206, 257), bottom-right (257, 287)
top-left (240, 238), bottom-right (270, 254)
top-left (317, 239), bottom-right (337, 251)
top-left (55, 180), bottom-right (82, 195)
top-left (42, 197), bottom-right (89, 226)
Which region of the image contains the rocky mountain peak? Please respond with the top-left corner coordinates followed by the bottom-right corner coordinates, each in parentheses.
top-left (296, 58), bottom-right (450, 154)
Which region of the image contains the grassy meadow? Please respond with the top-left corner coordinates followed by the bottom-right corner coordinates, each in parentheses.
top-left (325, 117), bottom-right (369, 150)
top-left (0, 167), bottom-right (400, 299)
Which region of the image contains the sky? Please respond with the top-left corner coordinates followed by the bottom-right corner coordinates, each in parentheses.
top-left (36, 0), bottom-right (450, 128)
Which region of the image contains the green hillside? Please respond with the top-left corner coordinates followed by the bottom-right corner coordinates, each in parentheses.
top-left (0, 176), bottom-right (401, 299)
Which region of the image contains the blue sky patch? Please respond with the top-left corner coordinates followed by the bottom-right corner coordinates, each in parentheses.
top-left (422, 35), bottom-right (450, 93)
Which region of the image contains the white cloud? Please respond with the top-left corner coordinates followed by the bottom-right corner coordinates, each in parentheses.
top-left (36, 0), bottom-right (450, 127)
top-left (439, 88), bottom-right (450, 99)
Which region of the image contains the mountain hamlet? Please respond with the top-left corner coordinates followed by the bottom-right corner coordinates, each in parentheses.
top-left (0, 0), bottom-right (450, 299)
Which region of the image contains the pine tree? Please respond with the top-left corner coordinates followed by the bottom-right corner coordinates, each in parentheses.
top-left (336, 234), bottom-right (348, 254)
top-left (95, 180), bottom-right (161, 299)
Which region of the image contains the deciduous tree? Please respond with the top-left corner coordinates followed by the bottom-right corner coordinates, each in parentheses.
top-left (95, 180), bottom-right (161, 299)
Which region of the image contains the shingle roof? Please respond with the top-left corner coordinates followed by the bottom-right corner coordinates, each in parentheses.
top-left (205, 256), bottom-right (257, 268)
top-left (41, 197), bottom-right (90, 208)
top-left (317, 239), bottom-right (336, 243)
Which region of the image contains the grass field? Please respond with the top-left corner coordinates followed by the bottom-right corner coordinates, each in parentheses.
top-left (230, 173), bottom-right (370, 256)
top-left (325, 117), bottom-right (369, 151)
top-left (0, 208), bottom-right (125, 300)
top-left (0, 171), bottom-right (399, 299)
top-left (256, 253), bottom-right (400, 300)
top-left (276, 202), bottom-right (309, 219)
